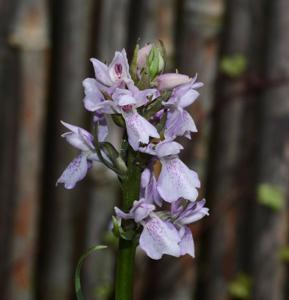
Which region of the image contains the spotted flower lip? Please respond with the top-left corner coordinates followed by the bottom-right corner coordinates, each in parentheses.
top-left (139, 140), bottom-right (200, 202)
top-left (140, 215), bottom-right (181, 259)
top-left (56, 153), bottom-right (91, 189)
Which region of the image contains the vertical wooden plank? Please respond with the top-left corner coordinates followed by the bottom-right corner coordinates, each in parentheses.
top-left (0, 1), bottom-right (20, 298)
top-left (251, 0), bottom-right (289, 299)
top-left (6, 0), bottom-right (49, 299)
top-left (195, 0), bottom-right (252, 299)
top-left (97, 0), bottom-right (130, 61)
top-left (36, 0), bottom-right (94, 299)
top-left (174, 1), bottom-right (224, 299)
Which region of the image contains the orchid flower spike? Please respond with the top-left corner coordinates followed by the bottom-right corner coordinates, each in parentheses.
top-left (57, 42), bottom-right (208, 262)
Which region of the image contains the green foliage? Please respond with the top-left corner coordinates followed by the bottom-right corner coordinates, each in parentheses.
top-left (279, 246), bottom-right (289, 263)
top-left (257, 183), bottom-right (284, 211)
top-left (220, 54), bottom-right (247, 77)
top-left (75, 245), bottom-right (107, 300)
top-left (228, 273), bottom-right (252, 299)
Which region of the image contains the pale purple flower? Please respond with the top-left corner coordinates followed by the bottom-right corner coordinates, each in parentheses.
top-left (84, 84), bottom-right (160, 150)
top-left (56, 122), bottom-right (99, 189)
top-left (112, 91), bottom-right (160, 150)
top-left (139, 215), bottom-right (181, 259)
top-left (90, 49), bottom-right (131, 87)
top-left (140, 141), bottom-right (200, 202)
top-left (115, 197), bottom-right (208, 260)
top-left (60, 121), bottom-right (95, 151)
top-left (114, 198), bottom-right (155, 223)
top-left (56, 153), bottom-right (92, 189)
top-left (172, 199), bottom-right (209, 225)
top-left (83, 78), bottom-right (105, 111)
top-left (141, 199), bottom-right (208, 259)
top-left (164, 76), bottom-right (203, 139)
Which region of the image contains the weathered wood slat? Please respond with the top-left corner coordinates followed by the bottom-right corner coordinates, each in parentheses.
top-left (0, 1), bottom-right (20, 299)
top-left (36, 1), bottom-right (94, 299)
top-left (6, 1), bottom-right (49, 299)
top-left (251, 0), bottom-right (289, 299)
top-left (196, 1), bottom-right (252, 299)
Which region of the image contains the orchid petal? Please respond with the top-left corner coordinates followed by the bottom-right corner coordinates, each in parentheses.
top-left (155, 141), bottom-right (183, 157)
top-left (131, 199), bottom-right (155, 223)
top-left (90, 58), bottom-right (113, 86)
top-left (164, 109), bottom-right (197, 140)
top-left (157, 157), bottom-right (200, 202)
top-left (82, 78), bottom-right (105, 112)
top-left (124, 111), bottom-right (160, 150)
top-left (114, 207), bottom-right (132, 220)
top-left (56, 153), bottom-right (89, 189)
top-left (139, 216), bottom-right (181, 260)
top-left (156, 73), bottom-right (191, 90)
top-left (108, 49), bottom-right (131, 83)
top-left (60, 121), bottom-right (94, 151)
top-left (179, 226), bottom-right (195, 257)
top-left (93, 113), bottom-right (108, 142)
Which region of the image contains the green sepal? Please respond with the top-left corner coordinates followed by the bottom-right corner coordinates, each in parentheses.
top-left (75, 245), bottom-right (107, 300)
top-left (143, 90), bottom-right (171, 119)
top-left (130, 44), bottom-right (139, 82)
top-left (155, 110), bottom-right (167, 132)
top-left (112, 114), bottom-right (125, 127)
top-left (100, 142), bottom-right (127, 175)
top-left (112, 216), bottom-right (136, 241)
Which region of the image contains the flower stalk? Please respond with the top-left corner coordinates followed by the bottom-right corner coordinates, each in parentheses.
top-left (115, 147), bottom-right (141, 300)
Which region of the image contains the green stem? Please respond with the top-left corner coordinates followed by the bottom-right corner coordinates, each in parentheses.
top-left (115, 147), bottom-right (141, 300)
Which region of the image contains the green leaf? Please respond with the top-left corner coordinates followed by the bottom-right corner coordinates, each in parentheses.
top-left (279, 246), bottom-right (289, 262)
top-left (111, 114), bottom-right (125, 127)
top-left (257, 183), bottom-right (284, 211)
top-left (228, 273), bottom-right (252, 299)
top-left (75, 245), bottom-right (107, 300)
top-left (220, 54), bottom-right (247, 77)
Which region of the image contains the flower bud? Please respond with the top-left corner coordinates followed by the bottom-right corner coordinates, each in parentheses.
top-left (137, 44), bottom-right (152, 70)
top-left (147, 46), bottom-right (165, 79)
top-left (155, 73), bottom-right (191, 90)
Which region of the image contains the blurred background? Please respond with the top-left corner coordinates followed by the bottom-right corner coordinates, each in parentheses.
top-left (1, 0), bottom-right (289, 299)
